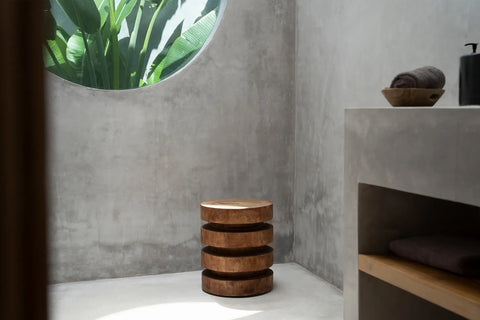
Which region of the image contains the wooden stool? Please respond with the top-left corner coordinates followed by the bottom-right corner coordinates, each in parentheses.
top-left (200, 199), bottom-right (274, 297)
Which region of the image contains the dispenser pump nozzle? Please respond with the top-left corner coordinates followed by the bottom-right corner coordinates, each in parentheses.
top-left (465, 43), bottom-right (478, 54)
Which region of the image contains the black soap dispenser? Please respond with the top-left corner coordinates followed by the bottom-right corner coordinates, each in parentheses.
top-left (460, 43), bottom-right (480, 105)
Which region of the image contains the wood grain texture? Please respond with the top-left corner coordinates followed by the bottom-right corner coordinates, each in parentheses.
top-left (359, 254), bottom-right (480, 320)
top-left (202, 269), bottom-right (273, 297)
top-left (201, 223), bottom-right (273, 248)
top-left (202, 246), bottom-right (273, 273)
top-left (201, 198), bottom-right (273, 224)
top-left (381, 88), bottom-right (444, 107)
top-left (200, 198), bottom-right (274, 297)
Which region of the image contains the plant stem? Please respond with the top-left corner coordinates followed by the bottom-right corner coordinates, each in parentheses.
top-left (81, 31), bottom-right (98, 87)
top-left (95, 32), bottom-right (111, 89)
top-left (109, 0), bottom-right (120, 89)
top-left (134, 0), bottom-right (164, 87)
top-left (126, 0), bottom-right (145, 88)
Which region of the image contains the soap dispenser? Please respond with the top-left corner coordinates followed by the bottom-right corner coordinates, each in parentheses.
top-left (460, 43), bottom-right (480, 105)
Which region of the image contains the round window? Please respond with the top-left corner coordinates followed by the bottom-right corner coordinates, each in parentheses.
top-left (44, 0), bottom-right (224, 90)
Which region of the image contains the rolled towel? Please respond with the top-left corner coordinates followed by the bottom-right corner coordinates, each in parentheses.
top-left (390, 66), bottom-right (445, 89)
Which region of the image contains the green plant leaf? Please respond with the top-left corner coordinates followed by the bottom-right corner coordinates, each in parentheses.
top-left (151, 9), bottom-right (217, 81)
top-left (48, 0), bottom-right (221, 89)
top-left (115, 0), bottom-right (138, 32)
top-left (94, 31), bottom-right (111, 89)
top-left (125, 0), bottom-right (145, 87)
top-left (50, 0), bottom-right (76, 36)
top-left (55, 27), bottom-right (73, 67)
top-left (44, 42), bottom-right (66, 76)
top-left (134, 0), bottom-right (168, 86)
top-left (56, 0), bottom-right (101, 34)
top-left (127, 0), bottom-right (179, 87)
top-left (117, 38), bottom-right (130, 88)
top-left (148, 0), bottom-right (163, 6)
top-left (44, 27), bottom-right (80, 84)
top-left (56, 24), bottom-right (70, 40)
top-left (44, 44), bottom-right (62, 69)
top-left (66, 31), bottom-right (91, 74)
top-left (147, 21), bottom-right (183, 84)
top-left (94, 0), bottom-right (110, 28)
top-left (42, 33), bottom-right (73, 83)
top-left (109, 0), bottom-right (120, 89)
top-left (45, 31), bottom-right (69, 68)
top-left (196, 0), bottom-right (219, 22)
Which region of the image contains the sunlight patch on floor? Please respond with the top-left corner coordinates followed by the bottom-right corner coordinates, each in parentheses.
top-left (96, 302), bottom-right (260, 320)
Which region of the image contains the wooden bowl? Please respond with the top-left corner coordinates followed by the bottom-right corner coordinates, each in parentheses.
top-left (381, 88), bottom-right (444, 107)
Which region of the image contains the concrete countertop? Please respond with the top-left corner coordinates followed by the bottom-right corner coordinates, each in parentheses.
top-left (344, 107), bottom-right (480, 320)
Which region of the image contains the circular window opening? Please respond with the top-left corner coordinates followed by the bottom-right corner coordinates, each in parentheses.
top-left (44, 0), bottom-right (225, 90)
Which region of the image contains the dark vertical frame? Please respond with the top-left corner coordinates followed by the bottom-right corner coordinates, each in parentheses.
top-left (0, 1), bottom-right (48, 320)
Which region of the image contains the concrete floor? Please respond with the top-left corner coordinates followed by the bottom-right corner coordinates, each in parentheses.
top-left (49, 263), bottom-right (343, 320)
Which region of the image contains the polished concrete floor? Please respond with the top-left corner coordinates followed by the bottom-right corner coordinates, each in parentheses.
top-left (49, 263), bottom-right (343, 320)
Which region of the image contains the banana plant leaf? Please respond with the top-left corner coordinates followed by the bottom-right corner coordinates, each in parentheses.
top-left (94, 0), bottom-right (110, 28)
top-left (66, 31), bottom-right (98, 86)
top-left (46, 0), bottom-right (221, 89)
top-left (56, 0), bottom-right (101, 34)
top-left (147, 9), bottom-right (217, 82)
top-left (146, 21), bottom-right (183, 84)
top-left (45, 28), bottom-right (77, 80)
top-left (115, 0), bottom-right (138, 32)
top-left (198, 0), bottom-right (219, 22)
top-left (66, 32), bottom-right (89, 70)
top-left (129, 0), bottom-right (179, 87)
top-left (44, 36), bottom-right (68, 77)
top-left (45, 31), bottom-right (68, 67)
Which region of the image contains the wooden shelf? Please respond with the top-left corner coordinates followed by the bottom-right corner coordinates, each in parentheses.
top-left (359, 254), bottom-right (480, 320)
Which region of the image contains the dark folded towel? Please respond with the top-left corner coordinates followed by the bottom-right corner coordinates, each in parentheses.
top-left (390, 66), bottom-right (446, 89)
top-left (389, 235), bottom-right (480, 276)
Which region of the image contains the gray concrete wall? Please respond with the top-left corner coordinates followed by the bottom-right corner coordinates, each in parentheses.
top-left (47, 0), bottom-right (295, 283)
top-left (49, 0), bottom-right (480, 287)
top-left (294, 0), bottom-right (480, 289)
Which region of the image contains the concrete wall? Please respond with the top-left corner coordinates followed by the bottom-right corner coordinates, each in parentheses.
top-left (294, 0), bottom-right (480, 289)
top-left (49, 0), bottom-right (480, 287)
top-left (48, 0), bottom-right (295, 283)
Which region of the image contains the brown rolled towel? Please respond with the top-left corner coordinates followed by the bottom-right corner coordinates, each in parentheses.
top-left (390, 66), bottom-right (446, 89)
top-left (389, 235), bottom-right (480, 276)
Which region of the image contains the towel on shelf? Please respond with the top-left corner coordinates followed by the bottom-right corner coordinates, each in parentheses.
top-left (390, 66), bottom-right (446, 89)
top-left (389, 234), bottom-right (480, 277)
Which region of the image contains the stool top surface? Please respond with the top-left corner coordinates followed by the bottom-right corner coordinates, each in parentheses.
top-left (201, 198), bottom-right (272, 210)
top-left (201, 199), bottom-right (273, 224)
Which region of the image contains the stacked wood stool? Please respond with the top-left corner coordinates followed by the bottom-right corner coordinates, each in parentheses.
top-left (200, 199), bottom-right (274, 297)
